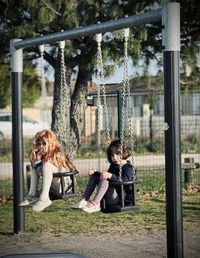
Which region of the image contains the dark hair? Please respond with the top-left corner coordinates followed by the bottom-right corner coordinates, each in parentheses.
top-left (107, 139), bottom-right (132, 163)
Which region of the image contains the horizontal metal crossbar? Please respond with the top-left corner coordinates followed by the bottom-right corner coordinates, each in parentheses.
top-left (14, 9), bottom-right (161, 50)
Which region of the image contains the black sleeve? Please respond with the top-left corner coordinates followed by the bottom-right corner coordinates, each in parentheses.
top-left (109, 173), bottom-right (119, 183)
top-left (108, 165), bottom-right (119, 183)
top-left (122, 164), bottom-right (133, 182)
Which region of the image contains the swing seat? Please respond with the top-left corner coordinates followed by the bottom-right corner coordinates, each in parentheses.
top-left (52, 171), bottom-right (78, 200)
top-left (101, 179), bottom-right (137, 213)
top-left (26, 165), bottom-right (78, 200)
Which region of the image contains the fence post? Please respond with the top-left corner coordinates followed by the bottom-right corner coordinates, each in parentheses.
top-left (184, 157), bottom-right (194, 190)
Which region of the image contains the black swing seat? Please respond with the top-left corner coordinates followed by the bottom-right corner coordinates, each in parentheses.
top-left (51, 171), bottom-right (79, 200)
top-left (101, 179), bottom-right (137, 213)
top-left (26, 165), bottom-right (78, 201)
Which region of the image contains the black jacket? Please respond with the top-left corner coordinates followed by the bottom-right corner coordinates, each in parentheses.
top-left (108, 161), bottom-right (134, 183)
top-left (108, 161), bottom-right (134, 205)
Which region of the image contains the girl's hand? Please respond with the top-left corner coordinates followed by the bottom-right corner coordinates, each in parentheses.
top-left (35, 149), bottom-right (43, 161)
top-left (100, 171), bottom-right (112, 180)
top-left (88, 169), bottom-right (95, 176)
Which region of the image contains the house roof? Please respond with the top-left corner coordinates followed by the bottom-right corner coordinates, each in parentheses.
top-left (46, 76), bottom-right (162, 96)
top-left (88, 76), bottom-right (162, 95)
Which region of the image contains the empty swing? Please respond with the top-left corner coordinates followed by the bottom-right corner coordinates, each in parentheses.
top-left (95, 28), bottom-right (137, 212)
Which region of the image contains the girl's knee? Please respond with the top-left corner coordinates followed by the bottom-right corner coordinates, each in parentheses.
top-left (43, 162), bottom-right (58, 174)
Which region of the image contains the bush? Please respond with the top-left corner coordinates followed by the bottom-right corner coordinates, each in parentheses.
top-left (181, 134), bottom-right (200, 153)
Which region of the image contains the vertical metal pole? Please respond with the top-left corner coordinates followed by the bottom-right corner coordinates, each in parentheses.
top-left (162, 3), bottom-right (183, 258)
top-left (117, 90), bottom-right (122, 139)
top-left (10, 39), bottom-right (24, 233)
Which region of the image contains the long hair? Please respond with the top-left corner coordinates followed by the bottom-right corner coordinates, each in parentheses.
top-left (107, 139), bottom-right (132, 164)
top-left (29, 130), bottom-right (78, 172)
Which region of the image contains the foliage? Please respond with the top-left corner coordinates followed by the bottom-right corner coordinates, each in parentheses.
top-left (0, 62), bottom-right (11, 108)
top-left (22, 62), bottom-right (41, 107)
top-left (0, 60), bottom-right (41, 108)
top-left (174, 0), bottom-right (200, 91)
top-left (181, 134), bottom-right (200, 153)
top-left (0, 139), bottom-right (12, 162)
top-left (0, 0), bottom-right (200, 151)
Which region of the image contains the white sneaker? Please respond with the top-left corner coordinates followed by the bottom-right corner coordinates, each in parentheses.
top-left (32, 199), bottom-right (52, 212)
top-left (82, 201), bottom-right (101, 213)
top-left (19, 195), bottom-right (38, 207)
top-left (71, 199), bottom-right (88, 209)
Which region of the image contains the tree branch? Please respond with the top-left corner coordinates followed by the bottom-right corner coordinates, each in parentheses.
top-left (41, 0), bottom-right (61, 16)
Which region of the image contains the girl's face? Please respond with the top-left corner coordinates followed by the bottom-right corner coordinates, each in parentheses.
top-left (35, 140), bottom-right (46, 152)
top-left (111, 153), bottom-right (122, 165)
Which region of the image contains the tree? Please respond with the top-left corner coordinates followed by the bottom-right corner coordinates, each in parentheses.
top-left (0, 60), bottom-right (40, 109)
top-left (0, 62), bottom-right (10, 109)
top-left (0, 0), bottom-right (200, 155)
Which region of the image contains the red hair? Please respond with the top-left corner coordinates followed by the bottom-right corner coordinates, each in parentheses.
top-left (29, 130), bottom-right (78, 172)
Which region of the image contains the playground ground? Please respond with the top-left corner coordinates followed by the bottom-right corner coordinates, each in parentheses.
top-left (0, 226), bottom-right (200, 258)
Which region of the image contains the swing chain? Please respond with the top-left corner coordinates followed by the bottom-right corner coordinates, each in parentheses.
top-left (96, 34), bottom-right (103, 168)
top-left (58, 40), bottom-right (73, 159)
top-left (124, 28), bottom-right (136, 178)
top-left (118, 29), bottom-right (129, 181)
top-left (39, 45), bottom-right (47, 99)
top-left (96, 33), bottom-right (111, 150)
top-left (119, 27), bottom-right (135, 181)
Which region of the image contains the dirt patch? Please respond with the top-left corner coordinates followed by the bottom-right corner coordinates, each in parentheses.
top-left (0, 228), bottom-right (200, 258)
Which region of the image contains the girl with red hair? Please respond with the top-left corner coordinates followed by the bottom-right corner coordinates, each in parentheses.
top-left (19, 130), bottom-right (78, 212)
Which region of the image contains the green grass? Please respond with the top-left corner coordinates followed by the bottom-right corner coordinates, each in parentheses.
top-left (0, 176), bottom-right (200, 235)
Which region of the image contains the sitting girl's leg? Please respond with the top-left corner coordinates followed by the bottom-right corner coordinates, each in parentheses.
top-left (83, 173), bottom-right (100, 200)
top-left (19, 168), bottom-right (39, 206)
top-left (28, 168), bottom-right (40, 196)
top-left (82, 179), bottom-right (109, 213)
top-left (71, 173), bottom-right (100, 209)
top-left (104, 186), bottom-right (119, 205)
top-left (32, 162), bottom-right (57, 212)
top-left (93, 179), bottom-right (109, 205)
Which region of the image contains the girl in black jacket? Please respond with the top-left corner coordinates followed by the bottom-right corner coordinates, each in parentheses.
top-left (71, 139), bottom-right (134, 213)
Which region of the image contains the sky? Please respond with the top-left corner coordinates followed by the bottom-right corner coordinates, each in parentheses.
top-left (95, 58), bottom-right (159, 84)
top-left (45, 58), bottom-right (159, 84)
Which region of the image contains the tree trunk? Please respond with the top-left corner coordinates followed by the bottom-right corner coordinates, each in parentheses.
top-left (70, 65), bottom-right (91, 150)
top-left (51, 50), bottom-right (73, 157)
top-left (51, 51), bottom-right (91, 158)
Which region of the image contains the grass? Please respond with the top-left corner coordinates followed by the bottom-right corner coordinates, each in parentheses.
top-left (0, 176), bottom-right (200, 236)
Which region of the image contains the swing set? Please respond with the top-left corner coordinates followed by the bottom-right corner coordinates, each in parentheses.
top-left (10, 3), bottom-right (183, 258)
top-left (36, 28), bottom-right (136, 209)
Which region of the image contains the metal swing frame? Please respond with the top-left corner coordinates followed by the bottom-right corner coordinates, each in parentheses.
top-left (10, 4), bottom-right (184, 258)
